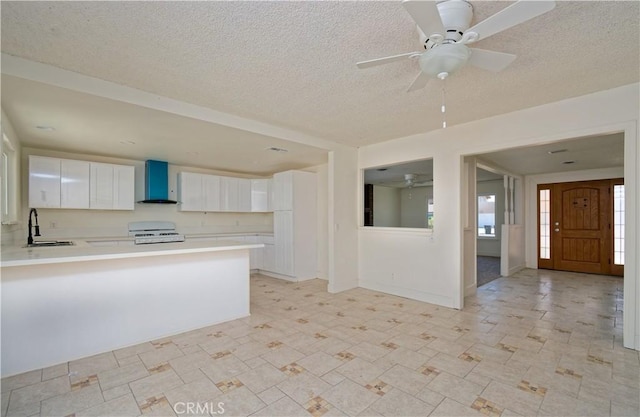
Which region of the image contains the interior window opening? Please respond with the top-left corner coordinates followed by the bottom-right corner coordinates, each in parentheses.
top-left (363, 158), bottom-right (433, 229)
top-left (1, 132), bottom-right (18, 224)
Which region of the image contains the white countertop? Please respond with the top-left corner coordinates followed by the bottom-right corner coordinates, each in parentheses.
top-left (1, 239), bottom-right (263, 268)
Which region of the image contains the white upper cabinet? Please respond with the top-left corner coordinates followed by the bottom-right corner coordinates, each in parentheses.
top-left (251, 179), bottom-right (271, 212)
top-left (220, 177), bottom-right (239, 212)
top-left (203, 175), bottom-right (222, 212)
top-left (272, 171), bottom-right (294, 211)
top-left (179, 173), bottom-right (268, 213)
top-left (90, 163), bottom-right (114, 209)
top-left (29, 156), bottom-right (90, 209)
top-left (30, 156), bottom-right (133, 210)
top-left (29, 156), bottom-right (62, 208)
top-left (238, 179), bottom-right (252, 212)
top-left (89, 162), bottom-right (135, 210)
top-left (178, 172), bottom-right (223, 212)
top-left (112, 165), bottom-right (135, 210)
top-left (61, 159), bottom-right (90, 209)
top-left (178, 172), bottom-right (204, 211)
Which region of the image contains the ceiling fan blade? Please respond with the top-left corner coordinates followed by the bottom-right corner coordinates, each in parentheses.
top-left (465, 1), bottom-right (556, 43)
top-left (402, 0), bottom-right (445, 38)
top-left (407, 71), bottom-right (431, 92)
top-left (468, 48), bottom-right (517, 72)
top-left (356, 52), bottom-right (420, 69)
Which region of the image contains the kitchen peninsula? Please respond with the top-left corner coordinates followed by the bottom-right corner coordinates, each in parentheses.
top-left (1, 239), bottom-right (262, 377)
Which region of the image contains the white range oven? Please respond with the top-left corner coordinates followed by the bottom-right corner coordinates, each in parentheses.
top-left (128, 221), bottom-right (185, 244)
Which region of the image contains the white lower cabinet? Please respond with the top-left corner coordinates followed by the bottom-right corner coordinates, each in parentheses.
top-left (243, 235), bottom-right (263, 270)
top-left (262, 243), bottom-right (276, 273)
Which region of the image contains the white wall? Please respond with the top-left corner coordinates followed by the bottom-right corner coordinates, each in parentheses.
top-left (373, 185), bottom-right (400, 227)
top-left (315, 163), bottom-right (329, 280)
top-left (328, 148), bottom-right (358, 293)
top-left (477, 179), bottom-right (504, 257)
top-left (358, 83), bottom-right (639, 351)
top-left (463, 157), bottom-right (477, 296)
top-left (19, 148), bottom-right (273, 240)
top-left (501, 224), bottom-right (526, 276)
top-left (1, 109), bottom-right (22, 246)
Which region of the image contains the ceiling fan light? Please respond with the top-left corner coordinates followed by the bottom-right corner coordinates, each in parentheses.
top-left (419, 43), bottom-right (470, 78)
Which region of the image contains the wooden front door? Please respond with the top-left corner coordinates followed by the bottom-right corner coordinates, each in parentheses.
top-left (538, 179), bottom-right (623, 276)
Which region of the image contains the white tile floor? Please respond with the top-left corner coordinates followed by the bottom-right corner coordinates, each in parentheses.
top-left (2, 269), bottom-right (639, 417)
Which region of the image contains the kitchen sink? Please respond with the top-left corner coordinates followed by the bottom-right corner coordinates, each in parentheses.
top-left (24, 241), bottom-right (75, 248)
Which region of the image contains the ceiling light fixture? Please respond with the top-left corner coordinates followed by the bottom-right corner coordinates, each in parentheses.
top-left (419, 45), bottom-right (471, 129)
top-left (419, 44), bottom-right (471, 129)
top-left (419, 43), bottom-right (471, 79)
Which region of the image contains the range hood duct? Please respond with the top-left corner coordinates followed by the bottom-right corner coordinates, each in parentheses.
top-left (138, 160), bottom-right (178, 204)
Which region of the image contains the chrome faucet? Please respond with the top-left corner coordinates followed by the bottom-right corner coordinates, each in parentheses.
top-left (27, 208), bottom-right (41, 245)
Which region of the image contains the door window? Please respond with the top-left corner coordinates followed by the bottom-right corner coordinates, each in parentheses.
top-left (614, 184), bottom-right (625, 265)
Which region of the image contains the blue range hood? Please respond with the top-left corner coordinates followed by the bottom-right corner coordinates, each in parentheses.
top-left (138, 160), bottom-right (178, 204)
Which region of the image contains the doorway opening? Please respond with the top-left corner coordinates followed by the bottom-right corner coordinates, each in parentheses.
top-left (476, 168), bottom-right (504, 287)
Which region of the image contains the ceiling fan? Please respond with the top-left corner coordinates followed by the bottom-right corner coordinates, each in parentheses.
top-left (357, 0), bottom-right (557, 92)
top-left (383, 173), bottom-right (433, 188)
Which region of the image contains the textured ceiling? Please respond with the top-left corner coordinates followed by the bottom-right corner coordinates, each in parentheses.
top-left (477, 133), bottom-right (625, 176)
top-left (2, 0), bottom-right (639, 149)
top-left (1, 75), bottom-right (328, 175)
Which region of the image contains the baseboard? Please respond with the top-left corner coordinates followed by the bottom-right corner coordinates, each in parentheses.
top-left (465, 283), bottom-right (477, 297)
top-left (507, 264), bottom-right (525, 276)
top-left (359, 280), bottom-right (455, 309)
top-left (477, 252), bottom-right (500, 258)
top-left (257, 270), bottom-right (297, 281)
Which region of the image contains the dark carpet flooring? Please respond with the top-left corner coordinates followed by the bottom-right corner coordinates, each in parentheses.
top-left (477, 256), bottom-right (501, 287)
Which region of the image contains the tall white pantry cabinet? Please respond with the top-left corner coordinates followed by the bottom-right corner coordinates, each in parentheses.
top-left (272, 170), bottom-right (317, 281)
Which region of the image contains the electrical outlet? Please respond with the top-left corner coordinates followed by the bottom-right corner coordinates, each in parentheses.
top-left (235, 220), bottom-right (240, 226)
top-left (49, 222), bottom-right (57, 229)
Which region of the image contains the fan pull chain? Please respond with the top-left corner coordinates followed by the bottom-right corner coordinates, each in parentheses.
top-left (441, 76), bottom-right (447, 129)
